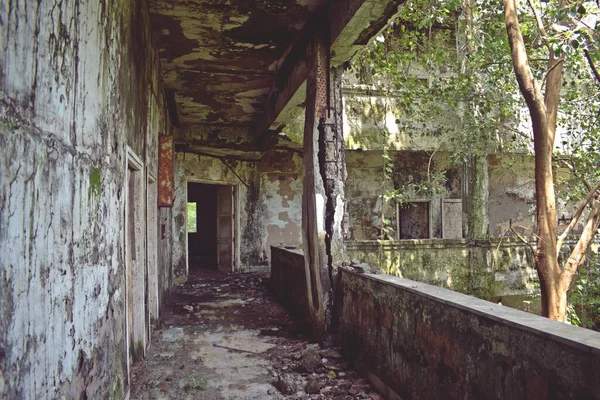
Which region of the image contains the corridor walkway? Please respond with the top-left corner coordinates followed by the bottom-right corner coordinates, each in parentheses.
top-left (130, 269), bottom-right (382, 400)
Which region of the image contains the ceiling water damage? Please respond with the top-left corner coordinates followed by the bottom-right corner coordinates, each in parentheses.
top-left (149, 0), bottom-right (402, 159)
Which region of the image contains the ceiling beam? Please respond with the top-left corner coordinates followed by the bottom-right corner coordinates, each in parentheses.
top-left (253, 0), bottom-right (403, 147)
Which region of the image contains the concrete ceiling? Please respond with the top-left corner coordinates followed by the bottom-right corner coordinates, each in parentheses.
top-left (149, 0), bottom-right (402, 158)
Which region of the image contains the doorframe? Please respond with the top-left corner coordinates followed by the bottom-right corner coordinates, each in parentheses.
top-left (185, 178), bottom-right (240, 275)
top-left (124, 146), bottom-right (145, 385)
top-left (146, 172), bottom-right (158, 340)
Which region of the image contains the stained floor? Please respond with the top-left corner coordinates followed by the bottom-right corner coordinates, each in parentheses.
top-left (129, 268), bottom-right (384, 400)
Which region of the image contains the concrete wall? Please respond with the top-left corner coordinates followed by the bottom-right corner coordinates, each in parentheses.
top-left (0, 0), bottom-right (171, 398)
top-left (346, 150), bottom-right (462, 240)
top-left (346, 150), bottom-right (576, 240)
top-left (270, 247), bottom-right (310, 323)
top-left (338, 270), bottom-right (600, 400)
top-left (347, 239), bottom-right (538, 299)
top-left (172, 149), bottom-right (303, 278)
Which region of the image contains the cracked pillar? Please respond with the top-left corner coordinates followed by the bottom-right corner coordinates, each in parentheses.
top-left (318, 67), bottom-right (347, 273)
top-left (302, 21), bottom-right (330, 340)
top-left (319, 66), bottom-right (348, 337)
top-left (302, 21), bottom-right (348, 340)
top-left (329, 67), bottom-right (347, 265)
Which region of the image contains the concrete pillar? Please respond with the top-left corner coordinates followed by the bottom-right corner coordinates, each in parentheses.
top-left (302, 22), bottom-right (329, 340)
top-left (319, 67), bottom-right (347, 276)
top-left (463, 154), bottom-right (489, 239)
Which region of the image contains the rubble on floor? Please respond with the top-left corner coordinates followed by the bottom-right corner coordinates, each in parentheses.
top-left (130, 269), bottom-right (384, 399)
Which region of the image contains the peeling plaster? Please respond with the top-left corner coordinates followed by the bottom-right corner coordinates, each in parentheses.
top-left (149, 0), bottom-right (326, 130)
top-left (172, 150), bottom-right (304, 277)
top-left (1, 0), bottom-right (170, 397)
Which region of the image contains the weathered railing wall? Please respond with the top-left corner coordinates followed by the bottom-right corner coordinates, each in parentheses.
top-left (271, 249), bottom-right (600, 399)
top-left (347, 238), bottom-right (595, 299)
top-left (338, 270), bottom-right (600, 399)
top-left (270, 247), bottom-right (310, 323)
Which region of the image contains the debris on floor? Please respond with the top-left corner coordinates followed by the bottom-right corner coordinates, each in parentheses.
top-left (130, 268), bottom-right (383, 399)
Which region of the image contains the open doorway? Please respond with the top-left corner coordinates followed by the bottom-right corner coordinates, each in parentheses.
top-left (187, 182), bottom-right (238, 272)
top-left (125, 147), bottom-right (147, 376)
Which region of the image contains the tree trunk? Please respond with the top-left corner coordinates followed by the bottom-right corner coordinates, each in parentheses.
top-left (503, 0), bottom-right (562, 320)
top-left (558, 200), bottom-right (600, 319)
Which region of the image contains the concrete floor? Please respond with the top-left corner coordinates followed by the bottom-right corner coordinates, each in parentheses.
top-left (129, 269), bottom-right (383, 400)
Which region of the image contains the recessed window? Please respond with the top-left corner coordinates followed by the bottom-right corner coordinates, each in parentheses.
top-left (398, 201), bottom-right (430, 239)
top-left (187, 202), bottom-right (197, 233)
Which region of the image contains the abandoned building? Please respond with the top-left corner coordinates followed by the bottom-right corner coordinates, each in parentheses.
top-left (1, 0), bottom-right (600, 399)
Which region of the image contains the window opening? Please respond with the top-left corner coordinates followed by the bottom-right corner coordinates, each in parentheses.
top-left (397, 201), bottom-right (431, 239)
top-left (187, 202), bottom-right (197, 233)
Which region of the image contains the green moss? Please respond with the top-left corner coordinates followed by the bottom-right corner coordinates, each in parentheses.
top-left (497, 250), bottom-right (512, 271)
top-left (186, 375), bottom-right (208, 391)
top-left (421, 253), bottom-right (432, 268)
top-left (89, 167), bottom-right (102, 202)
top-left (133, 339), bottom-right (145, 362)
top-left (110, 375), bottom-right (124, 400)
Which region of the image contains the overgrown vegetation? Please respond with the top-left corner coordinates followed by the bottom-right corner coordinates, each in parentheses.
top-left (568, 251), bottom-right (600, 329)
top-left (351, 0), bottom-right (600, 323)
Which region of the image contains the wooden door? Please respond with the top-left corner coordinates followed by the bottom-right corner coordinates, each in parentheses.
top-left (216, 186), bottom-right (233, 272)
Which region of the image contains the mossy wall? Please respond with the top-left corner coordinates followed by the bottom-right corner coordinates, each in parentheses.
top-left (347, 238), bottom-right (597, 300)
top-left (1, 0), bottom-right (170, 397)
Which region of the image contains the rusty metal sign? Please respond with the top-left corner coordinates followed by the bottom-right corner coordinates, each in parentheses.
top-left (158, 135), bottom-right (174, 207)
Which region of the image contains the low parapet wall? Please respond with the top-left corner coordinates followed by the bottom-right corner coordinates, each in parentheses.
top-left (347, 238), bottom-right (595, 299)
top-left (270, 246), bottom-right (310, 323)
top-left (338, 269), bottom-right (600, 399)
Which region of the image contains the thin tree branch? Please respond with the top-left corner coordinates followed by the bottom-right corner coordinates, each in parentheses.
top-left (510, 219), bottom-right (537, 255)
top-left (556, 179), bottom-right (600, 253)
top-left (584, 49), bottom-right (600, 83)
top-left (559, 200), bottom-right (600, 289)
top-left (542, 57), bottom-right (565, 86)
top-left (555, 159), bottom-right (593, 191)
top-left (527, 0), bottom-right (551, 50)
top-left (502, 123), bottom-right (532, 140)
top-left (503, 0), bottom-right (547, 122)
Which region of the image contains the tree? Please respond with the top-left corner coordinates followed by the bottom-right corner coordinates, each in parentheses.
top-left (349, 0), bottom-right (600, 321)
top-left (502, 0), bottom-right (600, 320)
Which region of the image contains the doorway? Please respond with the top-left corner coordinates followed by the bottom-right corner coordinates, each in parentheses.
top-left (125, 148), bottom-right (147, 372)
top-left (187, 182), bottom-right (238, 272)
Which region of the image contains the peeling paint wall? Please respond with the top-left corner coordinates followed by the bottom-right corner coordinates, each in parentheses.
top-left (259, 150), bottom-right (304, 261)
top-left (345, 150), bottom-right (571, 240)
top-left (0, 0), bottom-right (171, 398)
top-left (346, 150), bottom-right (462, 240)
top-left (172, 149), bottom-right (303, 278)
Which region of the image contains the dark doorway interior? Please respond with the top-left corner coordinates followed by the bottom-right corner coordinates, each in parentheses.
top-left (188, 182), bottom-right (218, 269)
top-left (399, 201), bottom-right (430, 239)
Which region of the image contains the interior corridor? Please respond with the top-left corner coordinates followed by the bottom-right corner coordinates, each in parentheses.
top-left (129, 269), bottom-right (382, 400)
